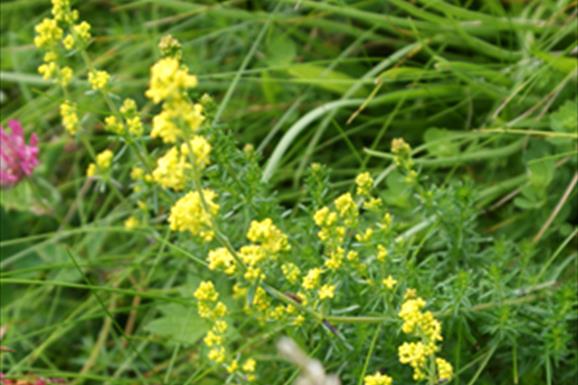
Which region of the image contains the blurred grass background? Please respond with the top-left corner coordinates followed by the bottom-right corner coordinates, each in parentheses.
top-left (0, 0), bottom-right (577, 384)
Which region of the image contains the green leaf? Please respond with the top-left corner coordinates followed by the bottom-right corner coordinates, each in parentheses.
top-left (144, 304), bottom-right (209, 345)
top-left (550, 100), bottom-right (578, 133)
top-left (286, 63), bottom-right (363, 95)
top-left (423, 128), bottom-right (461, 158)
top-left (534, 50), bottom-right (578, 75)
top-left (266, 33), bottom-right (296, 67)
top-left (528, 159), bottom-right (555, 189)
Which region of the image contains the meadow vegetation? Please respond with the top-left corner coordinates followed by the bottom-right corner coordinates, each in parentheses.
top-left (0, 1), bottom-right (577, 385)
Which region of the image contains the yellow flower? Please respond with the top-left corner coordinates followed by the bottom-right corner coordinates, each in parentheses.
top-left (62, 34), bottom-right (74, 50)
top-left (86, 149), bottom-right (113, 177)
top-left (72, 21), bottom-right (91, 42)
top-left (399, 297), bottom-right (426, 334)
top-left (377, 245), bottom-right (388, 262)
top-left (88, 70), bottom-right (110, 90)
top-left (51, 0), bottom-right (78, 23)
top-left (382, 275), bottom-right (397, 290)
top-left (355, 172), bottom-right (373, 196)
top-left (207, 247), bottom-right (236, 275)
top-left (38, 61), bottom-right (58, 80)
top-left (238, 245), bottom-right (266, 266)
top-left (145, 57), bottom-right (198, 103)
top-left (130, 167), bottom-right (144, 180)
top-left (302, 268), bottom-right (322, 290)
top-left (334, 192), bottom-right (358, 224)
top-left (318, 284), bottom-right (335, 300)
top-left (324, 247), bottom-right (344, 270)
top-left (363, 372), bottom-right (393, 385)
top-left (150, 102), bottom-right (204, 143)
top-left (436, 357), bottom-right (453, 381)
top-left (242, 358), bottom-right (256, 373)
top-left (180, 135), bottom-right (211, 169)
top-left (124, 216), bottom-right (139, 230)
top-left (120, 98), bottom-right (137, 116)
top-left (104, 116), bottom-right (124, 135)
top-left (356, 228), bottom-right (373, 243)
top-left (152, 147), bottom-right (188, 191)
top-left (247, 218), bottom-right (290, 254)
top-left (59, 66), bottom-right (73, 86)
top-left (226, 359), bottom-right (239, 373)
top-left (194, 281), bottom-right (219, 302)
top-left (398, 341), bottom-right (427, 380)
top-left (281, 263), bottom-right (301, 284)
top-left (126, 117), bottom-right (143, 136)
top-left (168, 189), bottom-right (219, 241)
top-left (203, 330), bottom-right (222, 347)
top-left (207, 346), bottom-right (226, 363)
top-left (34, 18), bottom-right (63, 48)
top-left (314, 206), bottom-right (336, 227)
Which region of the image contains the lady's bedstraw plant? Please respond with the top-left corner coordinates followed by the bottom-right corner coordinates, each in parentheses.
top-left (34, 2), bottom-right (456, 384)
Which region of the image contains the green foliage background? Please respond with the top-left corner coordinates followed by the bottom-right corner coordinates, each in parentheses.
top-left (0, 1), bottom-right (577, 384)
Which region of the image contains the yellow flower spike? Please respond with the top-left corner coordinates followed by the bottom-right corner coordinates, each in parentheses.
top-left (346, 250), bottom-right (359, 262)
top-left (302, 268), bottom-right (322, 290)
top-left (207, 247), bottom-right (236, 276)
top-left (363, 372), bottom-right (393, 385)
top-left (72, 21), bottom-right (91, 42)
top-left (363, 197), bottom-right (382, 210)
top-left (38, 62), bottom-right (58, 80)
top-left (168, 190), bottom-right (219, 240)
top-left (180, 135), bottom-right (212, 169)
top-left (318, 284), bottom-right (335, 300)
top-left (207, 346), bottom-right (226, 363)
top-left (194, 281), bottom-right (219, 302)
top-left (130, 167), bottom-right (144, 180)
top-left (377, 245), bottom-right (388, 262)
top-left (436, 357), bottom-right (453, 381)
top-left (62, 34), bottom-right (74, 50)
top-left (246, 218), bottom-right (290, 254)
top-left (281, 263), bottom-right (301, 284)
top-left (334, 192), bottom-right (358, 225)
top-left (59, 66), bottom-right (74, 87)
top-left (88, 70), bottom-right (110, 90)
top-left (145, 57), bottom-right (197, 103)
top-left (120, 98), bottom-right (137, 116)
top-left (324, 247), bottom-right (344, 270)
top-left (203, 331), bottom-right (222, 347)
top-left (104, 116), bottom-right (125, 135)
top-left (242, 358), bottom-right (256, 373)
top-left (51, 0), bottom-right (78, 23)
top-left (126, 116), bottom-right (143, 136)
top-left (34, 18), bottom-right (63, 48)
top-left (355, 172), bottom-right (373, 196)
top-left (398, 341), bottom-right (428, 380)
top-left (382, 275), bottom-right (397, 290)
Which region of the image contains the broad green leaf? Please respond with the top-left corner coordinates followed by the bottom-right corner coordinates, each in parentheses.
top-left (144, 304), bottom-right (209, 345)
top-left (423, 128), bottom-right (461, 158)
top-left (286, 63), bottom-right (364, 96)
top-left (550, 100), bottom-right (578, 133)
top-left (266, 33), bottom-right (296, 67)
top-left (528, 159), bottom-right (555, 189)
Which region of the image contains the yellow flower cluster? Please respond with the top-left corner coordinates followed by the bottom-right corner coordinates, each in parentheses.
top-left (104, 99), bottom-right (143, 136)
top-left (146, 56), bottom-right (204, 144)
top-left (88, 70), bottom-right (110, 91)
top-left (194, 281), bottom-right (257, 380)
top-left (168, 189), bottom-right (219, 241)
top-left (86, 149), bottom-right (113, 177)
top-left (152, 136), bottom-right (211, 191)
top-left (397, 293), bottom-right (452, 382)
top-left (60, 100), bottom-right (79, 134)
top-left (363, 372), bottom-right (393, 385)
top-left (194, 281), bottom-right (228, 363)
top-left (34, 1), bottom-right (91, 90)
top-left (391, 137), bottom-right (416, 182)
top-left (247, 218), bottom-right (290, 254)
top-left (208, 247), bottom-right (236, 275)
